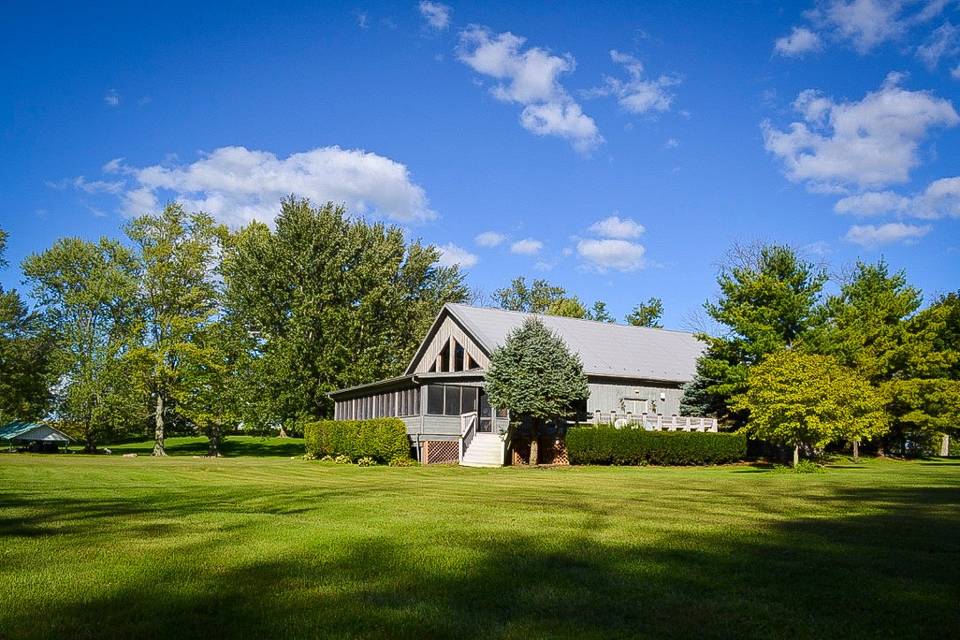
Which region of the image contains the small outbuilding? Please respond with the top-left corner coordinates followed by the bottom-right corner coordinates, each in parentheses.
top-left (0, 421), bottom-right (71, 453)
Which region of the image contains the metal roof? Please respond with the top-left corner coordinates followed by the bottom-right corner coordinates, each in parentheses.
top-left (443, 303), bottom-right (705, 383)
top-left (0, 422), bottom-right (71, 442)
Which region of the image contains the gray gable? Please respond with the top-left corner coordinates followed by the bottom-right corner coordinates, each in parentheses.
top-left (442, 303), bottom-right (705, 383)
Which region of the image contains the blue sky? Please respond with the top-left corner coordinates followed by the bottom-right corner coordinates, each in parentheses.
top-left (2, 1), bottom-right (958, 328)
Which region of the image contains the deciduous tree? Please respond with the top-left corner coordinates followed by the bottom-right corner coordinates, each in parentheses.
top-left (625, 297), bottom-right (663, 328)
top-left (734, 350), bottom-right (886, 466)
top-left (22, 237), bottom-right (142, 451)
top-left (126, 204), bottom-right (226, 456)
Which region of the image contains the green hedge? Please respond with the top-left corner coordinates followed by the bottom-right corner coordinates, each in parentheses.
top-left (304, 418), bottom-right (410, 463)
top-left (566, 426), bottom-right (746, 466)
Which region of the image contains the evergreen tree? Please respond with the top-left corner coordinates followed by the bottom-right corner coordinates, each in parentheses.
top-left (685, 244), bottom-right (826, 425)
top-left (484, 318), bottom-right (588, 465)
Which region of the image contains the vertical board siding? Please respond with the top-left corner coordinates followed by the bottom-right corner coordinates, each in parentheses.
top-left (586, 381), bottom-right (684, 417)
top-left (413, 315), bottom-right (488, 373)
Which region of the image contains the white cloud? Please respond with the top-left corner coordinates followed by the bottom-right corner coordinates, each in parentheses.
top-left (587, 50), bottom-right (678, 114)
top-left (437, 243), bottom-right (478, 268)
top-left (834, 190), bottom-right (910, 215)
top-left (664, 137), bottom-right (680, 148)
top-left (104, 90), bottom-right (120, 107)
top-left (355, 11), bottom-right (369, 29)
top-left (456, 25), bottom-right (603, 153)
top-left (587, 215), bottom-right (645, 239)
top-left (834, 176), bottom-right (960, 218)
top-left (762, 74), bottom-right (959, 191)
top-left (775, 27), bottom-right (823, 56)
top-left (917, 21), bottom-right (959, 68)
top-left (953, 63), bottom-right (960, 78)
top-left (845, 222), bottom-right (931, 246)
top-left (576, 238), bottom-right (646, 272)
top-left (89, 145), bottom-right (435, 226)
top-left (786, 1), bottom-right (951, 55)
top-left (510, 238), bottom-right (543, 255)
top-left (474, 231), bottom-right (506, 247)
top-left (418, 1), bottom-right (451, 30)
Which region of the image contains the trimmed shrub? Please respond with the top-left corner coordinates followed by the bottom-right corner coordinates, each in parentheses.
top-left (304, 418), bottom-right (410, 463)
top-left (356, 456), bottom-right (377, 467)
top-left (566, 425), bottom-right (746, 466)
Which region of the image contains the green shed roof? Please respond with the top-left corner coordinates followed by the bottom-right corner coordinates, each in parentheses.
top-left (0, 421), bottom-right (71, 442)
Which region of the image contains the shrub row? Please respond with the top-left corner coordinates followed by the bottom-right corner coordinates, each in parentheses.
top-left (304, 418), bottom-right (410, 463)
top-left (566, 426), bottom-right (746, 466)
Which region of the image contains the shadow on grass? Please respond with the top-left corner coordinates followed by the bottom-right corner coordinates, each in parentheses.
top-left (104, 437), bottom-right (305, 458)
top-left (1, 483), bottom-right (958, 639)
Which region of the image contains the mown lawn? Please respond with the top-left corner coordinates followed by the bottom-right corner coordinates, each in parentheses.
top-left (105, 435), bottom-right (306, 458)
top-left (0, 455), bottom-right (957, 640)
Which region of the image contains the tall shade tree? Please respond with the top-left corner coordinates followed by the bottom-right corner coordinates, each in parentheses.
top-left (625, 297), bottom-right (664, 328)
top-left (22, 238), bottom-right (143, 451)
top-left (484, 318), bottom-right (589, 465)
top-left (126, 204), bottom-right (226, 456)
top-left (734, 350), bottom-right (887, 466)
top-left (222, 198), bottom-right (468, 427)
top-left (493, 277), bottom-right (567, 313)
top-left (684, 244), bottom-right (827, 425)
top-left (0, 229), bottom-right (52, 422)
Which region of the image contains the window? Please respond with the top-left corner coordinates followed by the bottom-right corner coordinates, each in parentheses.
top-left (427, 385), bottom-right (444, 415)
top-left (445, 386), bottom-right (461, 415)
top-left (461, 386), bottom-right (477, 414)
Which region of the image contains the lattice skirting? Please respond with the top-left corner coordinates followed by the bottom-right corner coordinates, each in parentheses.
top-left (420, 440), bottom-right (459, 464)
top-left (511, 437), bottom-right (569, 466)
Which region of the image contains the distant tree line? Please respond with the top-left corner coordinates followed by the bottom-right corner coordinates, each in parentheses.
top-left (0, 199), bottom-right (468, 454)
top-left (680, 242), bottom-right (959, 461)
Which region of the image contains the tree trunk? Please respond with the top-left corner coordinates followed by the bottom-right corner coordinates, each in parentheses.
top-left (940, 434), bottom-right (951, 457)
top-left (528, 421), bottom-right (539, 466)
top-left (152, 393), bottom-right (167, 456)
top-left (207, 425), bottom-right (222, 457)
top-left (278, 423), bottom-right (288, 438)
top-left (852, 439), bottom-right (859, 463)
top-left (84, 433), bottom-right (96, 454)
top-left (793, 444), bottom-right (799, 468)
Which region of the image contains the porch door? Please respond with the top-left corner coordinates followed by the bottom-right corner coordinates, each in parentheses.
top-left (478, 390), bottom-right (493, 433)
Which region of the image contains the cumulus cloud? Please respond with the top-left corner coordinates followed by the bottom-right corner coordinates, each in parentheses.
top-left (437, 243), bottom-right (478, 268)
top-left (834, 176), bottom-right (960, 218)
top-left (775, 27), bottom-right (823, 56)
top-left (953, 63), bottom-right (960, 78)
top-left (474, 231), bottom-right (506, 247)
top-left (86, 145), bottom-right (435, 226)
top-left (576, 238), bottom-right (646, 272)
top-left (456, 25), bottom-right (603, 153)
top-left (780, 1), bottom-right (951, 56)
top-left (917, 21), bottom-right (959, 68)
top-left (418, 1), bottom-right (451, 30)
top-left (104, 90), bottom-right (120, 107)
top-left (587, 50), bottom-right (678, 114)
top-left (510, 238), bottom-right (543, 255)
top-left (587, 215), bottom-right (645, 239)
top-left (762, 74), bottom-right (959, 191)
top-left (844, 222), bottom-right (931, 246)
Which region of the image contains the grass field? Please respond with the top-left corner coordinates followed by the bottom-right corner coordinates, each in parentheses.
top-left (0, 453), bottom-right (957, 640)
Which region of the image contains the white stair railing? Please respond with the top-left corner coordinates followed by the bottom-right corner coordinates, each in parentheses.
top-left (459, 412), bottom-right (478, 462)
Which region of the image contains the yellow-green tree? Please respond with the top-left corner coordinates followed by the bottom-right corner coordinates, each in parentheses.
top-left (734, 350), bottom-right (887, 466)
